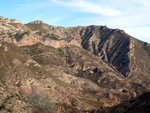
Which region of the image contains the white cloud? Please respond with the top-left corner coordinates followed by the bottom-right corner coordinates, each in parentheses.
top-left (46, 18), bottom-right (63, 24)
top-left (49, 0), bottom-right (121, 16)
top-left (124, 27), bottom-right (150, 42)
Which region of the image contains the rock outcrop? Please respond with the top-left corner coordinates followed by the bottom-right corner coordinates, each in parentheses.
top-left (17, 32), bottom-right (36, 46)
top-left (0, 16), bottom-right (22, 24)
top-left (28, 20), bottom-right (47, 24)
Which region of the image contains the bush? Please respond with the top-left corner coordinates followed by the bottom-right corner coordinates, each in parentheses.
top-left (0, 111), bottom-right (12, 113)
top-left (28, 90), bottom-right (55, 113)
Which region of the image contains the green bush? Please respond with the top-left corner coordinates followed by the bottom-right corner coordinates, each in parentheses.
top-left (28, 90), bottom-right (55, 113)
top-left (0, 111), bottom-right (12, 113)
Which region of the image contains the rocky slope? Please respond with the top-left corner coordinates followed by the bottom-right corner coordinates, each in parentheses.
top-left (0, 16), bottom-right (150, 113)
top-left (92, 92), bottom-right (150, 113)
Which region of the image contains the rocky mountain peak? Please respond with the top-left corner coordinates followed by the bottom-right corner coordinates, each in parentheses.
top-left (28, 20), bottom-right (47, 24)
top-left (0, 16), bottom-right (22, 24)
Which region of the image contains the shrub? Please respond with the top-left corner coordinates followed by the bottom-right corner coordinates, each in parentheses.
top-left (0, 111), bottom-right (12, 113)
top-left (28, 90), bottom-right (55, 113)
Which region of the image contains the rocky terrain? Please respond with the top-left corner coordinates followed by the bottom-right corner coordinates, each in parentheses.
top-left (92, 92), bottom-right (150, 113)
top-left (0, 16), bottom-right (150, 113)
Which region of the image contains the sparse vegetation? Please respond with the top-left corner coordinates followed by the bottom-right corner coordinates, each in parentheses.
top-left (80, 98), bottom-right (103, 108)
top-left (0, 111), bottom-right (12, 113)
top-left (28, 90), bottom-right (55, 113)
top-left (92, 41), bottom-right (98, 55)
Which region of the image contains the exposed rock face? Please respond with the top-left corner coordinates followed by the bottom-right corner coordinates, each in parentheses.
top-left (43, 40), bottom-right (68, 48)
top-left (28, 20), bottom-right (47, 24)
top-left (0, 16), bottom-right (150, 113)
top-left (43, 39), bottom-right (81, 48)
top-left (17, 32), bottom-right (36, 46)
top-left (0, 16), bottom-right (22, 24)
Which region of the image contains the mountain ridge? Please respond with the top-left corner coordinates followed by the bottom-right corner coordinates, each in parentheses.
top-left (0, 16), bottom-right (150, 113)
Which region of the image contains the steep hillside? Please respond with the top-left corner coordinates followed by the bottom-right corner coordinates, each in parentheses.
top-left (24, 22), bottom-right (150, 85)
top-left (92, 92), bottom-right (150, 113)
top-left (1, 42), bottom-right (141, 113)
top-left (0, 16), bottom-right (150, 113)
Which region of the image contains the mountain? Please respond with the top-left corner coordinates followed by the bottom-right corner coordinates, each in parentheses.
top-left (0, 16), bottom-right (150, 113)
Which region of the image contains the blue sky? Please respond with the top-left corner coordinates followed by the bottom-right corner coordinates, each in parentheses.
top-left (0, 0), bottom-right (150, 43)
